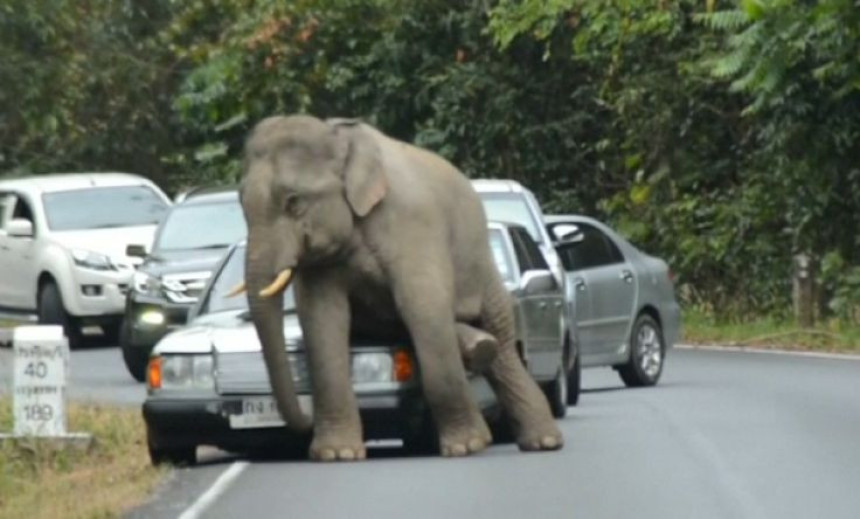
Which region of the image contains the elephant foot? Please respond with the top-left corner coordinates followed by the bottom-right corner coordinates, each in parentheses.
top-left (438, 414), bottom-right (493, 457)
top-left (516, 420), bottom-right (564, 452)
top-left (309, 431), bottom-right (366, 462)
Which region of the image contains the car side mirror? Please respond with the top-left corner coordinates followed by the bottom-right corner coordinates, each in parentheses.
top-left (520, 269), bottom-right (557, 295)
top-left (126, 244), bottom-right (148, 258)
top-left (7, 218), bottom-right (33, 238)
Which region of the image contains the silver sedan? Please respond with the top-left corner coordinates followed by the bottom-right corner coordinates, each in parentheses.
top-left (545, 214), bottom-right (681, 387)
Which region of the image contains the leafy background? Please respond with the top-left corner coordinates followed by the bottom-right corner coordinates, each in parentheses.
top-left (1, 0), bottom-right (858, 322)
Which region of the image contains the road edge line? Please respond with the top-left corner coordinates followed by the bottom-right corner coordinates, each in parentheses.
top-left (178, 461), bottom-right (249, 519)
top-left (676, 343), bottom-right (860, 361)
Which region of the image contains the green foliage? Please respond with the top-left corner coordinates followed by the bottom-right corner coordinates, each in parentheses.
top-left (2, 0), bottom-right (858, 321)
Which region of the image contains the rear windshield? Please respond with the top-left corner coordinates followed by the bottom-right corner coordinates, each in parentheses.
top-left (478, 193), bottom-right (543, 244)
top-left (42, 186), bottom-right (168, 231)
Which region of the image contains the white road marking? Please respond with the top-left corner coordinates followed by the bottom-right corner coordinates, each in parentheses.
top-left (677, 343), bottom-right (860, 361)
top-left (178, 461), bottom-right (249, 519)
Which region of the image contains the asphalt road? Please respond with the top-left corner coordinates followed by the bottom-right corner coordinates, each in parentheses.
top-left (2, 344), bottom-right (860, 518)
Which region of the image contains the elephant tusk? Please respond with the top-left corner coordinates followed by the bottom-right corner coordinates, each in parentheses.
top-left (224, 281), bottom-right (247, 298)
top-left (259, 269), bottom-right (293, 298)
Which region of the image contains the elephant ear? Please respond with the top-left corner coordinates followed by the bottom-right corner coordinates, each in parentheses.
top-left (331, 119), bottom-right (388, 217)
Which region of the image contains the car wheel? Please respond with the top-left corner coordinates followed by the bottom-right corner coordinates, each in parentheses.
top-left (148, 443), bottom-right (197, 466)
top-left (542, 364), bottom-right (568, 419)
top-left (101, 319), bottom-right (122, 344)
top-left (38, 281), bottom-right (84, 349)
top-left (120, 319), bottom-right (149, 383)
top-left (404, 427), bottom-right (439, 456)
top-left (567, 349), bottom-right (581, 406)
top-left (617, 314), bottom-right (665, 388)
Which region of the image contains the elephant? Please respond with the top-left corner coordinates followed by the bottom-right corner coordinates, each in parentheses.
top-left (235, 114), bottom-right (563, 460)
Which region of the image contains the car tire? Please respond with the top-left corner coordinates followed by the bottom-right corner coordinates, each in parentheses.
top-left (101, 319), bottom-right (122, 344)
top-left (567, 349), bottom-right (581, 406)
top-left (542, 364), bottom-right (568, 419)
top-left (38, 281), bottom-right (84, 349)
top-left (120, 319), bottom-right (148, 383)
top-left (617, 314), bottom-right (665, 388)
top-left (148, 443), bottom-right (197, 466)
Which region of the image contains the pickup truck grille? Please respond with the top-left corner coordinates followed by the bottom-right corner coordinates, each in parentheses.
top-left (161, 271), bottom-right (211, 304)
top-left (215, 351), bottom-right (309, 395)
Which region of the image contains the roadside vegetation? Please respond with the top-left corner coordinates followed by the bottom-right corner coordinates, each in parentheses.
top-left (0, 398), bottom-right (165, 519)
top-left (1, 1), bottom-right (858, 335)
top-left (683, 308), bottom-right (860, 355)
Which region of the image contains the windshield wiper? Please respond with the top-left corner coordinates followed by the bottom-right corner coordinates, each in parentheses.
top-left (188, 244), bottom-right (232, 250)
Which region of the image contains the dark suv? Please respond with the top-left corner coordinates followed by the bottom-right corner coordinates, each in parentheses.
top-left (120, 186), bottom-right (244, 381)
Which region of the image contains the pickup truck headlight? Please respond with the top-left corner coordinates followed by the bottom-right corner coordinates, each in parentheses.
top-left (71, 249), bottom-right (116, 271)
top-left (133, 271), bottom-right (160, 297)
top-left (148, 354), bottom-right (214, 390)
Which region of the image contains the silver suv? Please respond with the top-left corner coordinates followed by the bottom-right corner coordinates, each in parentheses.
top-left (0, 173), bottom-right (171, 347)
top-left (472, 178), bottom-right (579, 405)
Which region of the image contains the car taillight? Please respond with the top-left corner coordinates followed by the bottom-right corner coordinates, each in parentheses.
top-left (393, 350), bottom-right (413, 382)
top-left (147, 356), bottom-right (162, 389)
top-left (667, 268), bottom-right (675, 283)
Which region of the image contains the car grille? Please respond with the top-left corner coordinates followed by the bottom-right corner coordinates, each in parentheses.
top-left (215, 351), bottom-right (309, 395)
top-left (161, 271), bottom-right (211, 304)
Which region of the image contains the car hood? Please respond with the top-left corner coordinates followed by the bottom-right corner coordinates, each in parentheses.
top-left (50, 226), bottom-right (157, 266)
top-left (139, 249), bottom-right (228, 278)
top-left (152, 311), bottom-right (303, 355)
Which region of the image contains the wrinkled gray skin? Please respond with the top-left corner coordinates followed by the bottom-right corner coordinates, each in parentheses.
top-left (241, 114), bottom-right (563, 461)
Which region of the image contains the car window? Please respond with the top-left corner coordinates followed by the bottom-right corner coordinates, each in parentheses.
top-left (201, 245), bottom-right (295, 315)
top-left (478, 193), bottom-right (543, 244)
top-left (487, 228), bottom-right (516, 283)
top-left (11, 195), bottom-right (35, 223)
top-left (155, 199), bottom-right (245, 251)
top-left (511, 227), bottom-right (549, 272)
top-left (0, 194), bottom-right (10, 229)
top-left (557, 223), bottom-right (623, 271)
top-left (42, 185), bottom-right (168, 231)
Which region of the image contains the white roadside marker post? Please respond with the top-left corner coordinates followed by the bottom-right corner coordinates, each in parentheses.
top-left (0, 325), bottom-right (92, 448)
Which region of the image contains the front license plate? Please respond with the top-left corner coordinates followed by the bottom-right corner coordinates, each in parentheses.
top-left (229, 397), bottom-right (285, 429)
top-left (228, 396), bottom-right (313, 429)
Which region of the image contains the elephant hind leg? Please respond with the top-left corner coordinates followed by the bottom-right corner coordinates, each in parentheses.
top-left (480, 277), bottom-right (564, 451)
top-left (456, 322), bottom-right (498, 373)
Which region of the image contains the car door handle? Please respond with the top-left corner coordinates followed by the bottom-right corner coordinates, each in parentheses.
top-left (620, 269), bottom-right (634, 283)
top-left (538, 301), bottom-right (548, 309)
top-left (573, 277), bottom-right (586, 291)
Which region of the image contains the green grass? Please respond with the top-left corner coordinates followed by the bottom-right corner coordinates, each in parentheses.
top-left (0, 398), bottom-right (166, 519)
top-left (682, 308), bottom-right (860, 355)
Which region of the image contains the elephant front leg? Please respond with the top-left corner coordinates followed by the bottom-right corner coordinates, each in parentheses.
top-left (295, 272), bottom-right (365, 461)
top-left (394, 278), bottom-right (492, 456)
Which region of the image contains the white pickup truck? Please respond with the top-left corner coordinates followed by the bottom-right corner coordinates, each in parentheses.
top-left (0, 173), bottom-right (171, 348)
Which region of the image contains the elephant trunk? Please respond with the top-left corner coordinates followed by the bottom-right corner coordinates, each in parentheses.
top-left (246, 253), bottom-right (312, 433)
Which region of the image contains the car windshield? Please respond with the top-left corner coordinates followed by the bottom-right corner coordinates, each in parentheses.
top-left (488, 228), bottom-right (516, 283)
top-left (202, 245), bottom-right (295, 315)
top-left (478, 193), bottom-right (543, 244)
top-left (42, 186), bottom-right (168, 231)
top-left (155, 199), bottom-right (246, 252)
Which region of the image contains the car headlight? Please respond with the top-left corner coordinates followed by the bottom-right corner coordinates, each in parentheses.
top-left (71, 249), bottom-right (116, 271)
top-left (133, 270), bottom-right (160, 297)
top-left (148, 354), bottom-right (214, 390)
top-left (351, 351), bottom-right (414, 384)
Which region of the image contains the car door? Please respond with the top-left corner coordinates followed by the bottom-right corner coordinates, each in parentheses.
top-left (0, 194), bottom-right (40, 309)
top-left (557, 223), bottom-right (635, 363)
top-left (509, 227), bottom-right (562, 379)
top-left (0, 193), bottom-right (15, 307)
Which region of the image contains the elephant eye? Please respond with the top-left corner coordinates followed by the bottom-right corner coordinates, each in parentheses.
top-left (284, 194), bottom-right (307, 217)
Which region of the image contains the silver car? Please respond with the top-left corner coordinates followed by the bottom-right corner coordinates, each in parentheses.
top-left (545, 214), bottom-right (681, 387)
top-left (142, 223), bottom-right (568, 465)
